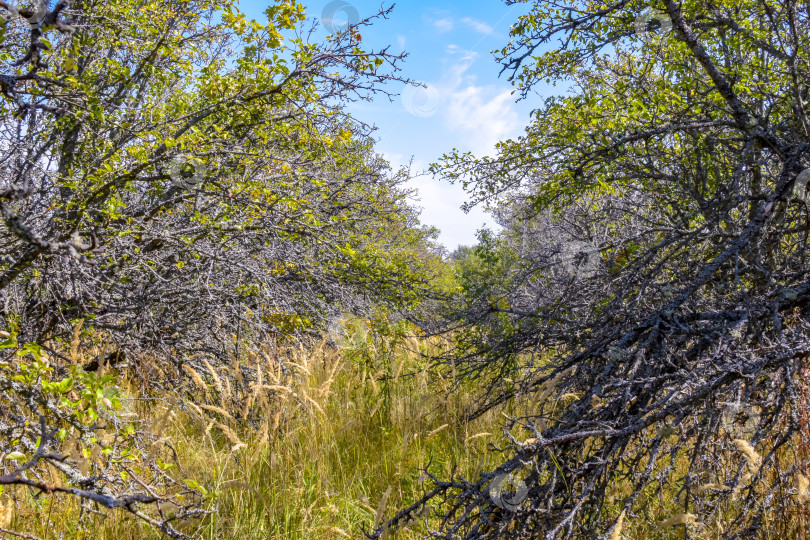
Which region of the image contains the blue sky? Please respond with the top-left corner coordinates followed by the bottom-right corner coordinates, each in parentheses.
top-left (242, 1), bottom-right (548, 250)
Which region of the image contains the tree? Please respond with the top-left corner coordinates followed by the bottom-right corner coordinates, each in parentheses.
top-left (0, 1), bottom-right (438, 536)
top-left (380, 1), bottom-right (810, 538)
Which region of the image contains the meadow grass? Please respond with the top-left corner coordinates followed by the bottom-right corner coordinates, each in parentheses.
top-left (185, 335), bottom-right (505, 540)
top-left (2, 328), bottom-right (807, 539)
top-left (1, 330), bottom-right (505, 539)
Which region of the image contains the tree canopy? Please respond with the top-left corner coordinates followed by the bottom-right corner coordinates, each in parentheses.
top-left (379, 0), bottom-right (810, 538)
top-left (0, 1), bottom-right (440, 535)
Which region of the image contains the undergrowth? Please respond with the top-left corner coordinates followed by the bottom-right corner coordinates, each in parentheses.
top-left (1, 321), bottom-right (807, 539)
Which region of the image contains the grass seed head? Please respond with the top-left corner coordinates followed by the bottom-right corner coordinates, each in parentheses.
top-left (733, 439), bottom-right (762, 472)
top-left (798, 472), bottom-right (810, 503)
top-left (610, 509), bottom-right (626, 540)
top-left (0, 498), bottom-right (12, 528)
top-left (657, 513), bottom-right (698, 529)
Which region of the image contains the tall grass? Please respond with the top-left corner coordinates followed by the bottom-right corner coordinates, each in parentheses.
top-left (3, 325), bottom-right (808, 539)
top-left (186, 334), bottom-right (504, 539)
top-left (2, 327), bottom-right (505, 539)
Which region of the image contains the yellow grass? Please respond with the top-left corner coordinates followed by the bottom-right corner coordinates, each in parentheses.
top-left (3, 333), bottom-right (505, 539)
top-left (3, 328), bottom-right (808, 539)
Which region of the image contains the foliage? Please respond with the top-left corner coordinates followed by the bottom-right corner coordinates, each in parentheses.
top-left (380, 0), bottom-right (810, 538)
top-left (0, 0), bottom-right (441, 535)
top-left (3, 333), bottom-right (806, 539)
top-left (5, 0), bottom-right (810, 538)
top-left (1, 324), bottom-right (206, 537)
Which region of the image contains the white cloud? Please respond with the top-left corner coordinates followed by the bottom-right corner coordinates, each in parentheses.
top-left (407, 172), bottom-right (497, 249)
top-left (461, 17), bottom-right (494, 35)
top-left (381, 153), bottom-right (498, 249)
top-left (432, 17), bottom-right (454, 33)
top-left (444, 44), bottom-right (476, 64)
top-left (382, 152), bottom-right (410, 172)
top-left (375, 47), bottom-right (524, 250)
top-left (430, 50), bottom-right (522, 156)
top-left (444, 86), bottom-right (521, 156)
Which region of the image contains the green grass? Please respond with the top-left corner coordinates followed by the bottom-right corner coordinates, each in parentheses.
top-left (3, 332), bottom-right (807, 539)
top-left (2, 334), bottom-right (503, 539)
top-left (187, 336), bottom-right (503, 539)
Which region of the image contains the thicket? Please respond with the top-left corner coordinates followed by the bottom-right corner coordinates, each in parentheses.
top-left (378, 0), bottom-right (810, 538)
top-left (1, 1), bottom-right (809, 539)
top-left (0, 325), bottom-right (506, 539)
top-left (0, 0), bottom-right (441, 537)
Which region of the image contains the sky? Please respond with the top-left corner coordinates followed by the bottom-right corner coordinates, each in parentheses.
top-left (241, 1), bottom-right (545, 250)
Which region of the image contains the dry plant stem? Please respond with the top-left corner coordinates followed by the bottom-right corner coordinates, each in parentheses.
top-left (0, 527), bottom-right (45, 540)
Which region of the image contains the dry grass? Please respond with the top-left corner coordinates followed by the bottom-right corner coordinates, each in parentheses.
top-left (3, 329), bottom-right (505, 539)
top-left (3, 326), bottom-right (809, 539)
